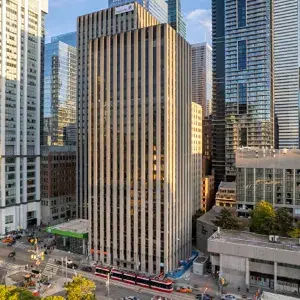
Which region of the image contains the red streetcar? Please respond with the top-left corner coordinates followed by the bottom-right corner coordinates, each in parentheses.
top-left (95, 266), bottom-right (173, 293)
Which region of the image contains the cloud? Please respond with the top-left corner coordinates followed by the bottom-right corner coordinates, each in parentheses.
top-left (186, 8), bottom-right (212, 33)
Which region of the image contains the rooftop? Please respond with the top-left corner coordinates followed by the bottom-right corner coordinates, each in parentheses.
top-left (198, 206), bottom-right (235, 226)
top-left (218, 181), bottom-right (236, 190)
top-left (209, 229), bottom-right (300, 253)
top-left (236, 147), bottom-right (300, 169)
top-left (47, 219), bottom-right (88, 239)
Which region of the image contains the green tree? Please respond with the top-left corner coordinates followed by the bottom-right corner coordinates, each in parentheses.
top-left (274, 208), bottom-right (294, 237)
top-left (65, 276), bottom-right (96, 300)
top-left (250, 201), bottom-right (275, 235)
top-left (213, 208), bottom-right (242, 230)
top-left (0, 285), bottom-right (39, 300)
top-left (288, 228), bottom-right (300, 238)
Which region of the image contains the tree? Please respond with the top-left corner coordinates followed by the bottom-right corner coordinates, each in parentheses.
top-left (274, 208), bottom-right (294, 237)
top-left (288, 228), bottom-right (300, 238)
top-left (250, 201), bottom-right (275, 235)
top-left (213, 208), bottom-right (242, 230)
top-left (65, 276), bottom-right (96, 300)
top-left (0, 285), bottom-right (39, 300)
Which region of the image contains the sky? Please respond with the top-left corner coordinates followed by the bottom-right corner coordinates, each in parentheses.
top-left (46, 0), bottom-right (211, 45)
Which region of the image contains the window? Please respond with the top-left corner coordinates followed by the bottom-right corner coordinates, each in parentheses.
top-left (238, 40), bottom-right (247, 70)
top-left (238, 83), bottom-right (247, 114)
top-left (240, 128), bottom-right (247, 147)
top-left (5, 215), bottom-right (13, 224)
top-left (238, 0), bottom-right (246, 27)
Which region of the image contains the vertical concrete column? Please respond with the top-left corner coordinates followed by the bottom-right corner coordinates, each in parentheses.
top-left (274, 262), bottom-right (277, 291)
top-left (245, 258), bottom-right (250, 287)
top-left (220, 254), bottom-right (223, 274)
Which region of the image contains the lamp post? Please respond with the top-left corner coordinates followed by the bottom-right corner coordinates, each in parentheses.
top-left (28, 238), bottom-right (45, 290)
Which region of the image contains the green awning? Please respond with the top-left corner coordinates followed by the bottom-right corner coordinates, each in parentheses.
top-left (46, 227), bottom-right (88, 239)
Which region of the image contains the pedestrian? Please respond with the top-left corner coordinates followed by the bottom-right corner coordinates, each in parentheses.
top-left (246, 288), bottom-right (249, 293)
top-left (238, 286), bottom-right (240, 292)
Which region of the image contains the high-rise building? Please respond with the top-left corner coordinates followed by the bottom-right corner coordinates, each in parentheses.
top-left (41, 146), bottom-right (77, 226)
top-left (167, 0), bottom-right (186, 39)
top-left (212, 0), bottom-right (274, 186)
top-left (236, 147), bottom-right (300, 218)
top-left (203, 116), bottom-right (212, 176)
top-left (0, 0), bottom-right (48, 233)
top-left (212, 0), bottom-right (226, 189)
top-left (191, 43), bottom-right (212, 117)
top-left (78, 3), bottom-right (191, 275)
top-left (274, 0), bottom-right (300, 149)
top-left (191, 102), bottom-right (202, 213)
top-left (108, 0), bottom-right (168, 24)
top-left (44, 32), bottom-right (77, 146)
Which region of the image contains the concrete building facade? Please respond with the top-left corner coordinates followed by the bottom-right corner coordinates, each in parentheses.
top-left (208, 229), bottom-right (300, 293)
top-left (0, 0), bottom-right (48, 233)
top-left (79, 3), bottom-right (192, 275)
top-left (236, 147), bottom-right (300, 218)
top-left (41, 146), bottom-right (76, 226)
top-left (191, 43), bottom-right (212, 117)
top-left (192, 102), bottom-right (202, 213)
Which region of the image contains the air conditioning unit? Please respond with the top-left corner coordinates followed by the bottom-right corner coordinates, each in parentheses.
top-left (269, 235), bottom-right (275, 242)
top-left (274, 236), bottom-right (279, 242)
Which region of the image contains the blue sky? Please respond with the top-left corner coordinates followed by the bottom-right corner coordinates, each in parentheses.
top-left (46, 0), bottom-right (211, 44)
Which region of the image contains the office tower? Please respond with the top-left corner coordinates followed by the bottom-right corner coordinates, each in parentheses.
top-left (44, 32), bottom-right (77, 146)
top-left (191, 43), bottom-right (212, 117)
top-left (167, 0), bottom-right (186, 39)
top-left (274, 0), bottom-right (300, 149)
top-left (79, 3), bottom-right (191, 274)
top-left (191, 102), bottom-right (202, 213)
top-left (225, 0), bottom-right (273, 179)
top-left (41, 146), bottom-right (76, 226)
top-left (212, 0), bottom-right (226, 189)
top-left (0, 0), bottom-right (48, 233)
top-left (77, 3), bottom-right (159, 219)
top-left (108, 0), bottom-right (168, 24)
top-left (236, 148), bottom-right (300, 218)
top-left (212, 0), bottom-right (274, 186)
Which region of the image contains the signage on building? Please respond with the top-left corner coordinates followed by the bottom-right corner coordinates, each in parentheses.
top-left (115, 3), bottom-right (134, 15)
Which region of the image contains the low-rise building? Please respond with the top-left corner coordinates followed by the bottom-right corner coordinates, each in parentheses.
top-left (236, 147), bottom-right (300, 218)
top-left (216, 181), bottom-right (236, 208)
top-left (202, 175), bottom-right (215, 212)
top-left (208, 229), bottom-right (300, 293)
top-left (41, 146), bottom-right (76, 226)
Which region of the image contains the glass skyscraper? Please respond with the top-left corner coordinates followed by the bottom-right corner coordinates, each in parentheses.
top-left (44, 32), bottom-right (77, 146)
top-left (225, 0), bottom-right (273, 178)
top-left (167, 0), bottom-right (186, 39)
top-left (108, 0), bottom-right (168, 24)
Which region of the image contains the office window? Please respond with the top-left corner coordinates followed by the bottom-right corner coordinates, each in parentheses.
top-left (238, 40), bottom-right (247, 70)
top-left (238, 83), bottom-right (247, 114)
top-left (5, 215), bottom-right (13, 224)
top-left (238, 0), bottom-right (246, 27)
top-left (240, 128), bottom-right (247, 147)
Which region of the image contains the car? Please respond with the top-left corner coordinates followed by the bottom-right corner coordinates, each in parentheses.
top-left (151, 297), bottom-right (173, 300)
top-left (221, 295), bottom-right (236, 300)
top-left (81, 266), bottom-right (93, 272)
top-left (54, 260), bottom-right (62, 266)
top-left (196, 294), bottom-right (212, 300)
top-left (8, 251), bottom-right (16, 258)
top-left (176, 286), bottom-right (192, 293)
top-left (7, 240), bottom-right (16, 246)
top-left (120, 297), bottom-right (140, 300)
top-left (67, 263), bottom-right (78, 269)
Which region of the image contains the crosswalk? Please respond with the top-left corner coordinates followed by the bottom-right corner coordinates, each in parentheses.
top-left (42, 258), bottom-right (59, 278)
top-left (0, 259), bottom-right (20, 271)
top-left (11, 241), bottom-right (31, 250)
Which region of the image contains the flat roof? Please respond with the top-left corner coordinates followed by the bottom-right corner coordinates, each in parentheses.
top-left (209, 229), bottom-right (300, 253)
top-left (198, 206), bottom-right (235, 226)
top-left (236, 147), bottom-right (300, 169)
top-left (47, 219), bottom-right (88, 239)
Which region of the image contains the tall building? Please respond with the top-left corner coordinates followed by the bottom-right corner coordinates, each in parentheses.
top-left (212, 0), bottom-right (274, 187)
top-left (203, 116), bottom-right (212, 176)
top-left (44, 32), bottom-right (77, 146)
top-left (274, 0), bottom-right (300, 149)
top-left (78, 3), bottom-right (191, 274)
top-left (0, 0), bottom-right (48, 233)
top-left (212, 0), bottom-right (226, 189)
top-left (41, 146), bottom-right (77, 226)
top-left (167, 0), bottom-right (186, 39)
top-left (191, 102), bottom-right (202, 213)
top-left (191, 43), bottom-right (212, 117)
top-left (236, 147), bottom-right (300, 218)
top-left (108, 0), bottom-right (168, 24)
